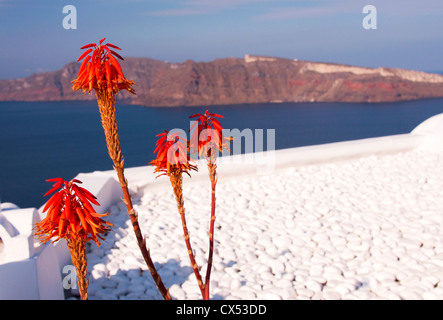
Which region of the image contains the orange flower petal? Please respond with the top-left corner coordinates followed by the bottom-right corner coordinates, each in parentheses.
top-left (106, 43), bottom-right (122, 50)
top-left (80, 43), bottom-right (96, 50)
top-left (77, 48), bottom-right (92, 62)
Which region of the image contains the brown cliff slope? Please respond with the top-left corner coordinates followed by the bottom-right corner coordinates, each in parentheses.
top-left (1, 55), bottom-right (443, 106)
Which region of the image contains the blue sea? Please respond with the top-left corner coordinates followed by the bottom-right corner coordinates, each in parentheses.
top-left (1, 99), bottom-right (443, 209)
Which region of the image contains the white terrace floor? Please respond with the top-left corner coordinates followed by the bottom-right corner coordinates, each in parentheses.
top-left (85, 146), bottom-right (443, 300)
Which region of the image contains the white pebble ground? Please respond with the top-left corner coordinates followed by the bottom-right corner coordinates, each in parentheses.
top-left (85, 149), bottom-right (443, 300)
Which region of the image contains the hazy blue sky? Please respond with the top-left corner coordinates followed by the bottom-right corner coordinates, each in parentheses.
top-left (1, 0), bottom-right (443, 79)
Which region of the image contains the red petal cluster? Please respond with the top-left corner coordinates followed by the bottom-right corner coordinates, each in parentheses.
top-left (189, 110), bottom-right (231, 157)
top-left (150, 130), bottom-right (197, 177)
top-left (72, 38), bottom-right (135, 95)
top-left (35, 178), bottom-right (112, 246)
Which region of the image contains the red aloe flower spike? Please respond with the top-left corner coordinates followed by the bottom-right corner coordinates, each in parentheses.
top-left (188, 109), bottom-right (231, 300)
top-left (34, 178), bottom-right (112, 246)
top-left (189, 110), bottom-right (232, 158)
top-left (151, 130), bottom-right (203, 297)
top-left (72, 39), bottom-right (135, 95)
top-left (150, 130), bottom-right (197, 177)
top-left (34, 178), bottom-right (108, 300)
top-left (72, 39), bottom-right (170, 300)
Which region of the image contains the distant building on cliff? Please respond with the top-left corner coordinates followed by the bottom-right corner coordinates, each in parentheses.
top-left (244, 54), bottom-right (277, 63)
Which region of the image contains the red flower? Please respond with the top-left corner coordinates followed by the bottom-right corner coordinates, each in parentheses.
top-left (35, 178), bottom-right (112, 246)
top-left (189, 110), bottom-right (231, 157)
top-left (72, 38), bottom-right (135, 95)
top-left (150, 130), bottom-right (197, 177)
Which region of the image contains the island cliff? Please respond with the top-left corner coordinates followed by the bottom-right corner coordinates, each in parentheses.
top-left (1, 55), bottom-right (443, 106)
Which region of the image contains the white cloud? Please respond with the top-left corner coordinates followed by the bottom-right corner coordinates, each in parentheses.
top-left (142, 0), bottom-right (443, 19)
top-left (254, 4), bottom-right (357, 21)
top-left (143, 0), bottom-right (282, 17)
top-left (252, 0), bottom-right (443, 21)
top-left (145, 8), bottom-right (210, 17)
top-left (186, 0), bottom-right (275, 8)
top-left (376, 0), bottom-right (443, 17)
top-left (0, 0), bottom-right (16, 7)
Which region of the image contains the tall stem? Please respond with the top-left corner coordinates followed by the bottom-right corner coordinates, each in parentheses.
top-left (67, 237), bottom-right (88, 300)
top-left (204, 159), bottom-right (217, 300)
top-left (96, 91), bottom-right (171, 300)
top-left (170, 170), bottom-right (206, 299)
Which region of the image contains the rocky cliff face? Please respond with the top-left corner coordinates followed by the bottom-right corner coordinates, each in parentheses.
top-left (1, 55), bottom-right (443, 106)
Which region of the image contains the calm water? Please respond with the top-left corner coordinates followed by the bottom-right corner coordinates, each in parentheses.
top-left (1, 99), bottom-right (443, 209)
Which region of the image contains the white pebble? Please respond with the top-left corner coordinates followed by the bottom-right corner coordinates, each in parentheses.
top-left (169, 284), bottom-right (186, 300)
top-left (374, 271), bottom-right (397, 282)
top-left (256, 291), bottom-right (282, 300)
top-left (304, 279), bottom-right (323, 293)
top-left (269, 260), bottom-right (285, 275)
top-left (321, 290), bottom-right (342, 300)
top-left (340, 249), bottom-right (356, 261)
top-left (90, 269), bottom-right (106, 281)
top-left (309, 264), bottom-right (324, 277)
top-left (230, 278), bottom-right (242, 290)
top-left (232, 290), bottom-right (257, 299)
